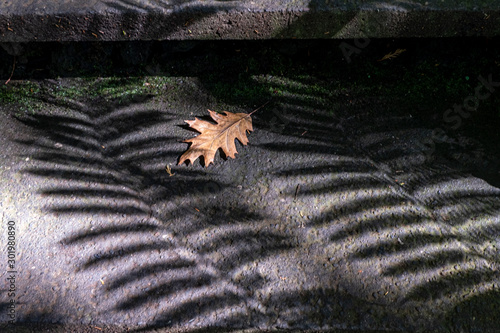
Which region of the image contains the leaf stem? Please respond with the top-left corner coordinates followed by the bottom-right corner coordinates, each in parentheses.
top-left (249, 100), bottom-right (270, 116)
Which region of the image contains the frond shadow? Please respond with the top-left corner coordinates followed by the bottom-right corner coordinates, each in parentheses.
top-left (99, 0), bottom-right (242, 44)
top-left (6, 34), bottom-right (500, 331)
top-left (266, 79), bottom-right (500, 329)
top-left (13, 76), bottom-right (303, 331)
top-left (195, 48), bottom-right (500, 330)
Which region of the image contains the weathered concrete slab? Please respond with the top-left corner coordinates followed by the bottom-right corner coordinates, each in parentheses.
top-left (1, 43), bottom-right (500, 331)
top-left (0, 0), bottom-right (500, 42)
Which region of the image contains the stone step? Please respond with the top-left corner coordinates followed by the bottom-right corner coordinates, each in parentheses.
top-left (1, 0), bottom-right (500, 42)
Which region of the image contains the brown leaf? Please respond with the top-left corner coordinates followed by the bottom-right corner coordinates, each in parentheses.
top-left (378, 48), bottom-right (406, 62)
top-left (178, 110), bottom-right (253, 167)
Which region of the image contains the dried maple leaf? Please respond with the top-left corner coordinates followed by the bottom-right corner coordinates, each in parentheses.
top-left (178, 110), bottom-right (253, 167)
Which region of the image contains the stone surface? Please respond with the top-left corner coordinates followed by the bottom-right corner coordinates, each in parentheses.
top-left (0, 0), bottom-right (500, 43)
top-left (1, 39), bottom-right (500, 332)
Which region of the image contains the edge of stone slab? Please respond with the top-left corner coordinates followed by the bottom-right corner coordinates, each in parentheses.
top-left (0, 323), bottom-right (419, 333)
top-left (1, 1), bottom-right (500, 42)
top-left (3, 0), bottom-right (500, 14)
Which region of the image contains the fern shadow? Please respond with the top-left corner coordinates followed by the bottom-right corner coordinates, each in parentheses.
top-left (13, 75), bottom-right (306, 331)
top-left (6, 36), bottom-right (500, 331)
top-left (194, 44), bottom-right (500, 330)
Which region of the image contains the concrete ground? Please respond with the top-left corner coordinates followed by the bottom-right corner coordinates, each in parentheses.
top-left (1, 0), bottom-right (500, 42)
top-left (1, 39), bottom-right (500, 332)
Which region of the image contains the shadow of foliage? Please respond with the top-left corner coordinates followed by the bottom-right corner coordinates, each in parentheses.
top-left (193, 37), bottom-right (500, 331)
top-left (99, 0), bottom-right (242, 42)
top-left (12, 75), bottom-right (303, 330)
top-left (3, 22), bottom-right (500, 333)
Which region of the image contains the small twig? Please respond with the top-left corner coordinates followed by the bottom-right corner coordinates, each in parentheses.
top-left (165, 164), bottom-right (175, 176)
top-left (294, 184), bottom-right (300, 200)
top-left (5, 56), bottom-right (16, 85)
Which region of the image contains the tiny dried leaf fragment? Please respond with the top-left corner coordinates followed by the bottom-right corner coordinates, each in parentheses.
top-left (378, 48), bottom-right (406, 62)
top-left (178, 110), bottom-right (253, 167)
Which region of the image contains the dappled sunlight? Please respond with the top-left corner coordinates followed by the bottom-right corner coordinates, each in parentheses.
top-left (3, 34), bottom-right (499, 332)
top-left (237, 68), bottom-right (500, 330)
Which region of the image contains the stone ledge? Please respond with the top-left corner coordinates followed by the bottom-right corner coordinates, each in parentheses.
top-left (0, 1), bottom-right (500, 42)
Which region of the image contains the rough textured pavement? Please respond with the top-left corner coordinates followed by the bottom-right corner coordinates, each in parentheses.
top-left (1, 0), bottom-right (500, 42)
top-left (1, 39), bottom-right (500, 332)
